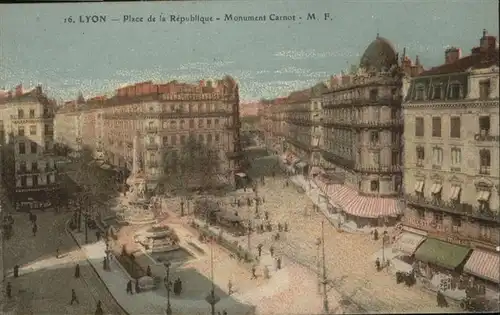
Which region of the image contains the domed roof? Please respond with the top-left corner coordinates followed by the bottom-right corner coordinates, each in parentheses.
top-left (359, 35), bottom-right (398, 71)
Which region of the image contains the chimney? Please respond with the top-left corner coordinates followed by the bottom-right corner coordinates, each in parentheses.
top-left (35, 85), bottom-right (42, 94)
top-left (330, 75), bottom-right (340, 88)
top-left (15, 84), bottom-right (23, 96)
top-left (445, 47), bottom-right (461, 64)
top-left (479, 29), bottom-right (497, 52)
top-left (341, 73), bottom-right (351, 86)
top-left (415, 55), bottom-right (421, 66)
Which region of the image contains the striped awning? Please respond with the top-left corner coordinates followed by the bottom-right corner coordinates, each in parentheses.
top-left (324, 184), bottom-right (402, 218)
top-left (393, 232), bottom-right (426, 255)
top-left (464, 250), bottom-right (500, 283)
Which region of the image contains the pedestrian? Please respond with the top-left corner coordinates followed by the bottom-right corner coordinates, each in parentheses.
top-left (126, 280), bottom-right (132, 294)
top-left (285, 181), bottom-right (289, 187)
top-left (269, 246), bottom-right (274, 257)
top-left (135, 279), bottom-right (141, 293)
top-left (257, 243), bottom-right (263, 257)
top-left (223, 310), bottom-right (228, 315)
top-left (13, 265), bottom-right (19, 278)
top-left (95, 300), bottom-right (103, 315)
top-left (32, 223), bottom-right (38, 236)
top-left (284, 222), bottom-right (288, 232)
top-left (262, 197), bottom-right (265, 204)
top-left (251, 265), bottom-right (257, 279)
top-left (74, 263), bottom-right (80, 278)
top-left (277, 257), bottom-right (282, 270)
top-left (70, 289), bottom-right (79, 305)
top-left (264, 211), bottom-right (269, 221)
top-left (6, 282), bottom-right (12, 298)
top-left (56, 247), bottom-right (60, 259)
top-left (146, 265), bottom-right (152, 277)
top-left (263, 265), bottom-right (270, 279)
top-left (375, 257), bottom-right (381, 271)
top-left (103, 257), bottom-right (108, 270)
top-left (237, 199), bottom-right (241, 207)
top-left (277, 223), bottom-right (282, 232)
top-left (227, 279), bottom-right (233, 295)
top-left (247, 198), bottom-right (250, 206)
top-left (373, 229), bottom-right (379, 241)
top-left (95, 230), bottom-right (101, 241)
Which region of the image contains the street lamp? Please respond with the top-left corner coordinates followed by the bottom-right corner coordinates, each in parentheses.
top-left (320, 221), bottom-right (329, 314)
top-left (205, 242), bottom-right (220, 315)
top-left (163, 261), bottom-right (173, 315)
top-left (315, 237), bottom-right (321, 294)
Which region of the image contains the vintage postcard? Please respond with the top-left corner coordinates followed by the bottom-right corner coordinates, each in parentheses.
top-left (0, 0), bottom-right (498, 314)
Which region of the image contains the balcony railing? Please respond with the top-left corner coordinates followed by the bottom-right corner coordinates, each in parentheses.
top-left (479, 166), bottom-right (491, 175)
top-left (322, 96), bottom-right (403, 108)
top-left (355, 165), bottom-right (401, 173)
top-left (322, 119), bottom-right (403, 128)
top-left (145, 143), bottom-right (159, 150)
top-left (225, 150), bottom-right (243, 159)
top-left (404, 194), bottom-right (500, 223)
top-left (402, 216), bottom-right (499, 246)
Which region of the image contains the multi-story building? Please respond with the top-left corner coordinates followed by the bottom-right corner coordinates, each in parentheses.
top-left (0, 85), bottom-right (60, 210)
top-left (400, 30), bottom-right (499, 295)
top-left (54, 96), bottom-right (85, 155)
top-left (55, 77), bottom-right (243, 191)
top-left (316, 35), bottom-right (423, 227)
top-left (280, 83), bottom-right (326, 175)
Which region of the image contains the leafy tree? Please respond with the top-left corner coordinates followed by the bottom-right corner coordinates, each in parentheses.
top-left (161, 135), bottom-right (221, 193)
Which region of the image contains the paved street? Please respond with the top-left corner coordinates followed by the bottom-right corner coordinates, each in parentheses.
top-left (164, 150), bottom-right (458, 313)
top-left (3, 211), bottom-right (126, 315)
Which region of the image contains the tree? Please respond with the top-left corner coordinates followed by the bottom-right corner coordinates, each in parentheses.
top-left (161, 135), bottom-right (221, 193)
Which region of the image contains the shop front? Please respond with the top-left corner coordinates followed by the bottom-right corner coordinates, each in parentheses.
top-left (413, 238), bottom-right (472, 294)
top-left (463, 249), bottom-right (500, 302)
top-left (14, 188), bottom-right (61, 211)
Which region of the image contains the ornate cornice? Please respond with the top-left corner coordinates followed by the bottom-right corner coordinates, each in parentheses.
top-left (403, 99), bottom-right (499, 109)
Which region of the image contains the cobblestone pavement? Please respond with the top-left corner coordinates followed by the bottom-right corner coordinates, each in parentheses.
top-left (3, 212), bottom-right (126, 315)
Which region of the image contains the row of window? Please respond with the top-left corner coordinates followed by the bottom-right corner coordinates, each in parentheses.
top-left (415, 115), bottom-right (491, 138)
top-left (415, 146), bottom-right (491, 173)
top-left (16, 108), bottom-right (51, 119)
top-left (160, 133), bottom-right (221, 146)
top-left (17, 141), bottom-right (51, 154)
top-left (16, 174), bottom-right (56, 187)
top-left (17, 160), bottom-right (55, 173)
top-left (413, 181), bottom-right (491, 212)
top-left (414, 80), bottom-right (491, 101)
top-left (155, 118), bottom-right (222, 130)
top-left (17, 124), bottom-right (54, 137)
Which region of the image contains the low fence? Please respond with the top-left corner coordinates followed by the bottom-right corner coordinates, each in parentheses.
top-left (190, 221), bottom-right (256, 263)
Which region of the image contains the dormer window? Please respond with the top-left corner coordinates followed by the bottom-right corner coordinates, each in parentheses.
top-left (448, 83), bottom-right (462, 99)
top-left (432, 85), bottom-right (443, 100)
top-left (415, 85), bottom-right (425, 101)
top-left (479, 80), bottom-right (491, 100)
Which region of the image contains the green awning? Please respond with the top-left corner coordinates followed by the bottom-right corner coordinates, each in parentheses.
top-left (414, 238), bottom-right (471, 270)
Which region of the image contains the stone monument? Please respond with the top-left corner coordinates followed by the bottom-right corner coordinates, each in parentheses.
top-left (116, 131), bottom-right (156, 225)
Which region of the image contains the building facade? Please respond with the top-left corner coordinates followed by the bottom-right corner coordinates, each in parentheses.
top-left (400, 30), bottom-right (499, 294)
top-left (0, 86), bottom-right (60, 210)
top-left (280, 84), bottom-right (326, 175)
top-left (316, 36), bottom-right (419, 226)
top-left (55, 77), bottom-right (243, 190)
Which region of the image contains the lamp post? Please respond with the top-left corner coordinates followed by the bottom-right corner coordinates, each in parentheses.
top-left (315, 237), bottom-right (321, 294)
top-left (205, 242), bottom-right (219, 315)
top-left (320, 221), bottom-right (329, 314)
top-left (164, 261), bottom-right (172, 315)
